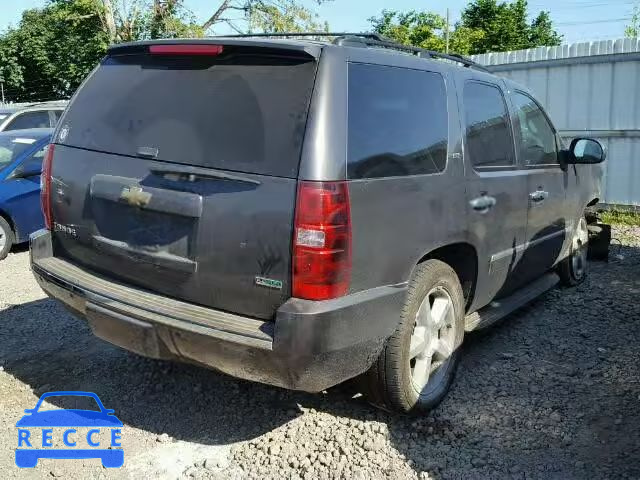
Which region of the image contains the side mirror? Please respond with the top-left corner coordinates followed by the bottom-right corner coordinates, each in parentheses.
top-left (10, 161), bottom-right (42, 179)
top-left (566, 138), bottom-right (606, 165)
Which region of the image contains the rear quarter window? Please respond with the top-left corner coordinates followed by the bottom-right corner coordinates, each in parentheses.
top-left (347, 63), bottom-right (448, 179)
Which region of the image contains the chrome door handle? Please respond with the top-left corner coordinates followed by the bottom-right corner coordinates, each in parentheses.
top-left (529, 190), bottom-right (549, 203)
top-left (470, 195), bottom-right (497, 214)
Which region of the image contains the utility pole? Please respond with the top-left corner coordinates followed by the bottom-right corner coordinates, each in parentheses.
top-left (445, 8), bottom-right (450, 54)
top-left (0, 75), bottom-right (5, 105)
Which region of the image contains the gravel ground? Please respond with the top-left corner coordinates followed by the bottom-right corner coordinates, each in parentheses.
top-left (1, 228), bottom-right (639, 480)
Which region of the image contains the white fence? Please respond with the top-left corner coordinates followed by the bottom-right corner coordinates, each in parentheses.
top-left (472, 38), bottom-right (640, 207)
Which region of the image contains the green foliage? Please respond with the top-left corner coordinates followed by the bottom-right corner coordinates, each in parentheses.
top-left (370, 0), bottom-right (562, 55)
top-left (600, 209), bottom-right (640, 226)
top-left (0, 0), bottom-right (109, 102)
top-left (248, 0), bottom-right (329, 34)
top-left (0, 0), bottom-right (204, 102)
top-left (625, 5), bottom-right (640, 38)
top-left (202, 0), bottom-right (331, 34)
top-left (460, 0), bottom-right (562, 54)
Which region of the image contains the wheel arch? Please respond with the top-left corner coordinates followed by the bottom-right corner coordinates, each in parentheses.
top-left (0, 207), bottom-right (17, 239)
top-left (415, 242), bottom-right (479, 312)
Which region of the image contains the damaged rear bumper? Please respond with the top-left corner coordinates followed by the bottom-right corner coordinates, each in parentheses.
top-left (30, 230), bottom-right (405, 392)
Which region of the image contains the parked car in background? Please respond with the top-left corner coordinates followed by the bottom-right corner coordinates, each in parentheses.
top-left (0, 128), bottom-right (52, 260)
top-left (31, 36), bottom-right (605, 414)
top-left (0, 101), bottom-right (66, 133)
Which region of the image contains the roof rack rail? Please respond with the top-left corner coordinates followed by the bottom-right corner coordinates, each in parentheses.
top-left (212, 32), bottom-right (489, 72)
top-left (215, 32), bottom-right (387, 41)
top-left (337, 36), bottom-right (489, 72)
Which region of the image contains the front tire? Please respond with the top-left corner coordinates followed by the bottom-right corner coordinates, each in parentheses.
top-left (0, 217), bottom-right (14, 261)
top-left (364, 260), bottom-right (465, 413)
top-left (559, 216), bottom-right (589, 286)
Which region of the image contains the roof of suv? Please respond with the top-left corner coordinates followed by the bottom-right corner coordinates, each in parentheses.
top-left (107, 34), bottom-right (489, 74)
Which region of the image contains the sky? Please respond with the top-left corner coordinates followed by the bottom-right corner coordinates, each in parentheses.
top-left (0, 0), bottom-right (637, 45)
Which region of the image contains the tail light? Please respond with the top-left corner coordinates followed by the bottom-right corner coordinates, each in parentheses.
top-left (293, 181), bottom-right (351, 300)
top-left (40, 144), bottom-right (54, 230)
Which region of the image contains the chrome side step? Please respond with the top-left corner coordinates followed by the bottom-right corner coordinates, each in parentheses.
top-left (464, 272), bottom-right (560, 331)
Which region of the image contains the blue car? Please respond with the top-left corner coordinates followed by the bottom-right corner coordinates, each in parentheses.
top-left (15, 391), bottom-right (124, 468)
top-left (0, 128), bottom-right (52, 260)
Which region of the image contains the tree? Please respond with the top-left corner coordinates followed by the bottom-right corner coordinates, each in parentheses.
top-left (370, 1), bottom-right (561, 56)
top-left (0, 0), bottom-right (204, 102)
top-left (625, 5), bottom-right (640, 38)
top-left (201, 0), bottom-right (330, 34)
top-left (460, 0), bottom-right (562, 54)
top-left (0, 0), bottom-right (109, 102)
top-left (99, 0), bottom-right (203, 43)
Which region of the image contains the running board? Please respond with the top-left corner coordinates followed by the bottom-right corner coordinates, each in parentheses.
top-left (464, 272), bottom-right (559, 331)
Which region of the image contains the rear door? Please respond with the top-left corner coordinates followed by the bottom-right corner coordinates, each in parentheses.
top-left (458, 77), bottom-right (530, 304)
top-left (50, 43), bottom-right (319, 320)
top-left (510, 90), bottom-right (568, 278)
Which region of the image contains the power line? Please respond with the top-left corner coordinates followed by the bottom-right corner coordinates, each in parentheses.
top-left (556, 17), bottom-right (632, 26)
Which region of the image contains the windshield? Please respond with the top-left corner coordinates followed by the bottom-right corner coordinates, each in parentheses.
top-left (58, 52), bottom-right (317, 178)
top-left (0, 134), bottom-right (38, 169)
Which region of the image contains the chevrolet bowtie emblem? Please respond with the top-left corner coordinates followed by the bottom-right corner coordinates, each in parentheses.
top-left (119, 186), bottom-right (152, 208)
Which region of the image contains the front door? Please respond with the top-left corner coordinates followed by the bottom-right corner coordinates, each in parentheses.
top-left (458, 77), bottom-right (530, 308)
top-left (510, 91), bottom-right (569, 280)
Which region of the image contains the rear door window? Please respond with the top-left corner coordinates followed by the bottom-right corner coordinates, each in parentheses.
top-left (347, 63), bottom-right (448, 179)
top-left (58, 52), bottom-right (317, 178)
top-left (463, 82), bottom-right (515, 168)
top-left (5, 111), bottom-right (51, 130)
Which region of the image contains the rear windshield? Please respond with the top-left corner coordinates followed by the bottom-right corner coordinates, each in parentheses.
top-left (58, 51), bottom-right (317, 178)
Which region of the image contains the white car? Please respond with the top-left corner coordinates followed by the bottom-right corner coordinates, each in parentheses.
top-left (0, 101), bottom-right (67, 132)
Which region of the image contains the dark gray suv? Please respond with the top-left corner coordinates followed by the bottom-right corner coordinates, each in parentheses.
top-left (30, 35), bottom-right (605, 413)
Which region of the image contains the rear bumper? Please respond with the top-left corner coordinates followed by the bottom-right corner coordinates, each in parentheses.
top-left (30, 230), bottom-right (406, 392)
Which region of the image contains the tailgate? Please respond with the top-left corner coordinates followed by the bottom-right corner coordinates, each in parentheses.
top-left (49, 44), bottom-right (317, 320)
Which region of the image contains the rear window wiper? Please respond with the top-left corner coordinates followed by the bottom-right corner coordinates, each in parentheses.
top-left (150, 164), bottom-right (261, 185)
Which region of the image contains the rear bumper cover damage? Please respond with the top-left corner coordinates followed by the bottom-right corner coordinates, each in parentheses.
top-left (30, 230), bottom-right (405, 392)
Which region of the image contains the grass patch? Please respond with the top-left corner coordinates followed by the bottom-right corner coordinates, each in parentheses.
top-left (600, 209), bottom-right (640, 226)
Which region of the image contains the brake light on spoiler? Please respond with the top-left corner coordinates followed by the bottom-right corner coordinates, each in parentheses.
top-left (149, 44), bottom-right (224, 56)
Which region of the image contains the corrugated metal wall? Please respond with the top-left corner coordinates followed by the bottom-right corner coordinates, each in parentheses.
top-left (472, 38), bottom-right (640, 206)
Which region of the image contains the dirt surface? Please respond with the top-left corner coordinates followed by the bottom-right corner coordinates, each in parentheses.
top-left (1, 228), bottom-right (639, 480)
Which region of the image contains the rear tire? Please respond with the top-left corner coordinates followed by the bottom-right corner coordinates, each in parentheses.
top-left (364, 260), bottom-right (465, 413)
top-left (0, 217), bottom-right (14, 261)
top-left (559, 216), bottom-right (589, 286)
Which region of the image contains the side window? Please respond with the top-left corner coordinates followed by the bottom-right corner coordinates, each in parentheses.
top-left (463, 82), bottom-right (515, 168)
top-left (347, 63), bottom-right (448, 179)
top-left (513, 92), bottom-right (558, 166)
top-left (5, 111), bottom-right (51, 131)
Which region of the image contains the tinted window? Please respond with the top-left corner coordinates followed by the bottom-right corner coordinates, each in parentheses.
top-left (0, 135), bottom-right (40, 170)
top-left (59, 53), bottom-right (317, 178)
top-left (463, 82), bottom-right (514, 168)
top-left (5, 111), bottom-right (51, 130)
top-left (347, 63), bottom-right (448, 179)
top-left (513, 92), bottom-right (557, 165)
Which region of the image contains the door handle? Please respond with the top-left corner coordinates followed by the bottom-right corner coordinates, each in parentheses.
top-left (529, 190), bottom-right (549, 203)
top-left (470, 195), bottom-right (497, 214)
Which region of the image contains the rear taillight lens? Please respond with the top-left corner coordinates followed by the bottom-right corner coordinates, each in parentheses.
top-left (40, 144), bottom-right (54, 230)
top-left (293, 181), bottom-right (352, 300)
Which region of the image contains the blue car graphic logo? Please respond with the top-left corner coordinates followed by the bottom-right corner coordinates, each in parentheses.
top-left (15, 391), bottom-right (123, 468)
